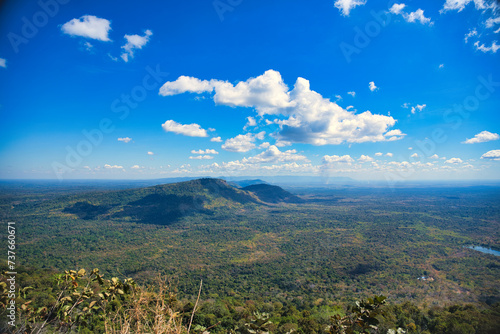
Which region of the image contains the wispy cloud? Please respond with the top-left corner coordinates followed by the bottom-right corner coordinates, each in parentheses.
top-left (121, 30), bottom-right (153, 62)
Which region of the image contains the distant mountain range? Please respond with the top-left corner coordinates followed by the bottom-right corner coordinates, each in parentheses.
top-left (61, 178), bottom-right (303, 225)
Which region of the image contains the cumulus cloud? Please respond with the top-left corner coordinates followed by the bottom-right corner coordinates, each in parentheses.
top-left (390, 4), bottom-right (432, 25)
top-left (147, 151), bottom-right (154, 156)
top-left (347, 91), bottom-right (356, 97)
top-left (439, 64), bottom-right (445, 69)
top-left (121, 30), bottom-right (152, 62)
top-left (160, 70), bottom-right (292, 115)
top-left (445, 158), bottom-right (463, 164)
top-left (322, 155), bottom-right (354, 164)
top-left (131, 165), bottom-right (142, 169)
top-left (481, 149), bottom-right (500, 160)
top-left (441, 0), bottom-right (493, 12)
top-left (390, 3), bottom-right (406, 14)
top-left (368, 81), bottom-right (378, 91)
top-left (211, 136), bottom-right (222, 142)
top-left (189, 155), bottom-right (214, 160)
top-left (191, 149), bottom-right (219, 155)
top-left (104, 164), bottom-right (124, 169)
top-left (358, 155), bottom-right (374, 162)
top-left (334, 0), bottom-right (367, 16)
top-left (222, 132), bottom-right (265, 152)
top-left (429, 154), bottom-right (439, 159)
top-left (386, 152), bottom-right (393, 157)
top-left (244, 116), bottom-right (258, 130)
top-left (474, 40), bottom-right (500, 53)
top-left (117, 137), bottom-right (132, 143)
top-left (161, 120), bottom-right (209, 137)
top-left (463, 131), bottom-right (500, 144)
top-left (244, 145), bottom-right (308, 164)
top-left (411, 153), bottom-right (419, 158)
top-left (160, 70), bottom-right (403, 146)
top-left (405, 9), bottom-right (432, 24)
top-left (0, 58), bottom-right (6, 68)
top-left (375, 152), bottom-right (383, 156)
top-left (61, 15), bottom-right (112, 41)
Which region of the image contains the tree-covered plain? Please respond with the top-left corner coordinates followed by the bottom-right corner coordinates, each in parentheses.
top-left (1, 179), bottom-right (499, 332)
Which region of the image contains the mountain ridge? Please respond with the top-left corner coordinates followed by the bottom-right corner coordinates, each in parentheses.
top-left (60, 178), bottom-right (302, 225)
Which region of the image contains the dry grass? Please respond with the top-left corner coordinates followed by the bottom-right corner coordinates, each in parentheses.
top-left (104, 276), bottom-right (187, 334)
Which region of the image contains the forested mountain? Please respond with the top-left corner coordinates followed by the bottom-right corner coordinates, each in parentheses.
top-left (60, 178), bottom-right (302, 225)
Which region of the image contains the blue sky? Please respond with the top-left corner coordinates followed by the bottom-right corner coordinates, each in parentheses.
top-left (0, 0), bottom-right (499, 181)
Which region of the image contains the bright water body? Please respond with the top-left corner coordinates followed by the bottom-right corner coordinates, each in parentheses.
top-left (467, 246), bottom-right (500, 256)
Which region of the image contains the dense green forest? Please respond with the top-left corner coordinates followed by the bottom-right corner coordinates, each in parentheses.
top-left (1, 179), bottom-right (499, 333)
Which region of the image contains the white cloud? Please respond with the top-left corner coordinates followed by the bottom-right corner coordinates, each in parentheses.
top-left (384, 129), bottom-right (406, 141)
top-left (386, 152), bottom-right (393, 157)
top-left (390, 3), bottom-right (406, 15)
top-left (445, 157), bottom-right (463, 164)
top-left (358, 155), bottom-right (374, 162)
top-left (334, 0), bottom-right (367, 16)
top-left (61, 15), bottom-right (112, 41)
top-left (368, 81), bottom-right (378, 91)
top-left (131, 165), bottom-right (142, 169)
top-left (474, 40), bottom-right (500, 53)
top-left (441, 0), bottom-right (492, 12)
top-left (159, 76), bottom-right (216, 96)
top-left (465, 29), bottom-right (478, 43)
top-left (487, 16), bottom-right (500, 28)
top-left (161, 120), bottom-right (209, 137)
top-left (189, 155), bottom-right (214, 160)
top-left (160, 70), bottom-right (403, 145)
top-left (244, 116), bottom-right (257, 130)
top-left (160, 70), bottom-right (292, 115)
top-left (411, 153), bottom-right (419, 158)
top-left (375, 152), bottom-right (383, 156)
top-left (211, 136), bottom-right (223, 142)
top-left (191, 149), bottom-right (219, 155)
top-left (391, 5), bottom-right (432, 25)
top-left (121, 30), bottom-right (152, 62)
top-left (439, 64), bottom-right (444, 68)
top-left (147, 151), bottom-right (154, 155)
top-left (117, 137), bottom-right (132, 143)
top-left (322, 155), bottom-right (354, 164)
top-left (463, 131), bottom-right (500, 144)
top-left (429, 154), bottom-right (439, 159)
top-left (411, 104), bottom-right (427, 114)
top-left (402, 103), bottom-right (410, 109)
top-left (222, 132), bottom-right (265, 152)
top-left (259, 142), bottom-right (271, 149)
top-left (347, 91), bottom-right (356, 97)
top-left (481, 149), bottom-right (500, 160)
top-left (405, 9), bottom-right (432, 25)
top-left (104, 164), bottom-right (124, 169)
top-left (244, 145), bottom-right (308, 164)
top-left (0, 58), bottom-right (7, 68)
